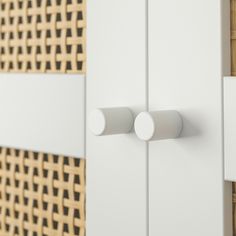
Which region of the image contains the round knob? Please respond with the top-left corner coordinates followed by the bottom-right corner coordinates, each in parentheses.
top-left (134, 110), bottom-right (182, 141)
top-left (89, 107), bottom-right (134, 136)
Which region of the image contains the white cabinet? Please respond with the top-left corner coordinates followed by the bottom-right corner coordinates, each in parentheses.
top-left (87, 0), bottom-right (233, 236)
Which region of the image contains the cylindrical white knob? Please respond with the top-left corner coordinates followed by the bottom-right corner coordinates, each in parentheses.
top-left (134, 110), bottom-right (182, 141)
top-left (89, 107), bottom-right (134, 136)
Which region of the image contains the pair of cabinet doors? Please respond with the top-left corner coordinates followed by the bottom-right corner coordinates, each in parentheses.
top-left (87, 0), bottom-right (233, 236)
top-left (0, 0), bottom-right (233, 236)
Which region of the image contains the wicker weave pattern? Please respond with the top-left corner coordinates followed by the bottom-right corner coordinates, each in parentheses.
top-left (233, 183), bottom-right (236, 236)
top-left (232, 0), bottom-right (236, 76)
top-left (0, 148), bottom-right (85, 236)
top-left (0, 0), bottom-right (86, 73)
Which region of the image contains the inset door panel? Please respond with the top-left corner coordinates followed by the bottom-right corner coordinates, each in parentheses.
top-left (0, 1), bottom-right (86, 235)
top-left (87, 0), bottom-right (148, 235)
top-left (148, 0), bottom-right (232, 236)
top-left (0, 74), bottom-right (85, 158)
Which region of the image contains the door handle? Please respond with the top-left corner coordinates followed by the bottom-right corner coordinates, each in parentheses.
top-left (89, 107), bottom-right (134, 136)
top-left (134, 111), bottom-right (183, 141)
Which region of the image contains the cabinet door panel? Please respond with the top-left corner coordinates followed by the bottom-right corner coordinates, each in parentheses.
top-left (148, 0), bottom-right (232, 235)
top-left (87, 0), bottom-right (148, 236)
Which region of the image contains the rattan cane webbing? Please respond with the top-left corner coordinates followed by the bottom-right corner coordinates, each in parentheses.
top-left (0, 0), bottom-right (86, 73)
top-left (231, 0), bottom-right (236, 76)
top-left (0, 147), bottom-right (85, 236)
top-left (233, 183), bottom-right (236, 236)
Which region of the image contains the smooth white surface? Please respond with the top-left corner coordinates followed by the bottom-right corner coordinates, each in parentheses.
top-left (224, 77), bottom-right (236, 181)
top-left (135, 112), bottom-right (155, 141)
top-left (87, 0), bottom-right (147, 235)
top-left (89, 107), bottom-right (134, 136)
top-left (89, 109), bottom-right (106, 136)
top-left (134, 110), bottom-right (182, 141)
top-left (0, 74), bottom-right (85, 158)
top-left (149, 1), bottom-right (232, 236)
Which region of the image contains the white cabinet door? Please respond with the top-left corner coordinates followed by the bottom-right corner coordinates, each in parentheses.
top-left (87, 0), bottom-right (148, 236)
top-left (148, 0), bottom-right (232, 236)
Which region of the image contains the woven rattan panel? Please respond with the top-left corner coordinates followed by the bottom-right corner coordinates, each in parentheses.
top-left (232, 0), bottom-right (236, 76)
top-left (0, 0), bottom-right (86, 73)
top-left (233, 183), bottom-right (236, 236)
top-left (0, 148), bottom-right (85, 236)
